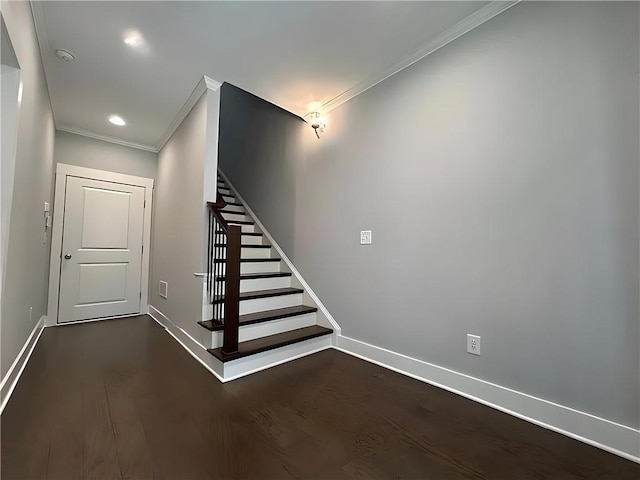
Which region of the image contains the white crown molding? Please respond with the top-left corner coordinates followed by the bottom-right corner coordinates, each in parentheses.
top-left (56, 125), bottom-right (158, 152)
top-left (32, 2), bottom-right (220, 154)
top-left (203, 75), bottom-right (222, 92)
top-left (32, 0), bottom-right (157, 153)
top-left (29, 0), bottom-right (58, 124)
top-left (306, 0), bottom-right (520, 119)
top-left (154, 75), bottom-right (222, 152)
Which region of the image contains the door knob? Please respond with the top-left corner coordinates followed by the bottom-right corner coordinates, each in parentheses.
top-left (64, 254), bottom-right (72, 260)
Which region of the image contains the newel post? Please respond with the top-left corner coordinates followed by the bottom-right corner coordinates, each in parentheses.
top-left (221, 224), bottom-right (241, 354)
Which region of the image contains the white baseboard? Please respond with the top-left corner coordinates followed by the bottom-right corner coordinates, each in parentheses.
top-left (148, 305), bottom-right (225, 381)
top-left (1, 316), bottom-right (46, 414)
top-left (54, 312), bottom-right (142, 327)
top-left (223, 337), bottom-right (332, 381)
top-left (217, 170), bottom-right (341, 337)
top-left (336, 335), bottom-right (640, 464)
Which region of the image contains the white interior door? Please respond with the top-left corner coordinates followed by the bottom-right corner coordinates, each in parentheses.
top-left (58, 176), bottom-right (145, 323)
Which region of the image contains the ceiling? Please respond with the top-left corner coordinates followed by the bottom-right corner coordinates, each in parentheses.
top-left (31, 1), bottom-right (502, 151)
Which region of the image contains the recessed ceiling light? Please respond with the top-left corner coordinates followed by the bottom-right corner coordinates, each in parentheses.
top-left (123, 29), bottom-right (144, 48)
top-left (55, 49), bottom-right (75, 61)
top-left (108, 115), bottom-right (126, 126)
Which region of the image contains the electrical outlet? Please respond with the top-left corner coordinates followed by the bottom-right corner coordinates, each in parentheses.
top-left (159, 281), bottom-right (168, 299)
top-left (467, 334), bottom-right (481, 356)
top-left (360, 230), bottom-right (372, 245)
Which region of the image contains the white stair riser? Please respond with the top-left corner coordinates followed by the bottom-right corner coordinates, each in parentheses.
top-left (242, 262), bottom-right (281, 274)
top-left (240, 276), bottom-right (290, 293)
top-left (214, 234), bottom-right (261, 245)
top-left (222, 212), bottom-right (251, 222)
top-left (221, 335), bottom-right (332, 380)
top-left (209, 312), bottom-right (317, 348)
top-left (223, 204), bottom-right (245, 214)
top-left (222, 194), bottom-right (237, 203)
top-left (241, 247), bottom-right (271, 259)
top-left (218, 246), bottom-right (269, 260)
top-left (239, 293), bottom-right (303, 315)
top-left (219, 189), bottom-right (233, 196)
top-left (240, 224), bottom-right (256, 233)
top-left (240, 235), bottom-right (263, 246)
top-left (220, 224), bottom-right (256, 233)
top-left (219, 261), bottom-right (282, 275)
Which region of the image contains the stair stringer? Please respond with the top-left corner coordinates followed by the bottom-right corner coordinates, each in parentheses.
top-left (217, 170), bottom-right (342, 339)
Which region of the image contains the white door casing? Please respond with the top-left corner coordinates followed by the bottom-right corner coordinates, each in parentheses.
top-left (58, 176), bottom-right (145, 322)
top-left (47, 164), bottom-right (153, 326)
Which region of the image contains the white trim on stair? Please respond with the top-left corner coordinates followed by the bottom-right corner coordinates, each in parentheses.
top-left (155, 76), bottom-right (222, 152)
top-left (217, 170), bottom-right (341, 336)
top-left (335, 335), bottom-right (640, 464)
top-left (56, 125), bottom-right (158, 153)
top-left (1, 316), bottom-right (46, 414)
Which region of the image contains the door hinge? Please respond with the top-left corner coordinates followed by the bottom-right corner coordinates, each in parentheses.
top-left (141, 245), bottom-right (144, 254)
top-left (144, 199), bottom-right (146, 208)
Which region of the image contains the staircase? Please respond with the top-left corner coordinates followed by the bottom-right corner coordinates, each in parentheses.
top-left (197, 175), bottom-right (333, 379)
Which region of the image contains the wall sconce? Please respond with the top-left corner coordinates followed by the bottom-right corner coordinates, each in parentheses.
top-left (309, 112), bottom-right (326, 139)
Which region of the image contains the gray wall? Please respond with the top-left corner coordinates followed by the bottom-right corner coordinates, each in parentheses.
top-left (54, 131), bottom-right (157, 179)
top-left (1, 1), bottom-right (56, 378)
top-left (150, 89), bottom-right (219, 343)
top-left (219, 1), bottom-right (639, 428)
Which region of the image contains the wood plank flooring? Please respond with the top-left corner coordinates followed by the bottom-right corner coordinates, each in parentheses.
top-left (2, 315), bottom-right (638, 479)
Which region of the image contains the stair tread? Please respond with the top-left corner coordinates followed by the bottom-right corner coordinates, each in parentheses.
top-left (213, 287), bottom-right (303, 303)
top-left (227, 220), bottom-right (254, 225)
top-left (198, 305), bottom-right (318, 332)
top-left (214, 244), bottom-right (269, 248)
top-left (216, 231), bottom-right (262, 236)
top-left (215, 271), bottom-right (291, 281)
top-left (208, 325), bottom-right (332, 362)
top-left (214, 257), bottom-right (281, 263)
top-left (220, 209), bottom-right (246, 215)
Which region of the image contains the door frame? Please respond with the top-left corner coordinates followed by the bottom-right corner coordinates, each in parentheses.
top-left (46, 163), bottom-right (154, 326)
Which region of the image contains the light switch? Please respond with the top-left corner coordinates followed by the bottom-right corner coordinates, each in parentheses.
top-left (360, 230), bottom-right (372, 245)
top-left (44, 202), bottom-right (50, 213)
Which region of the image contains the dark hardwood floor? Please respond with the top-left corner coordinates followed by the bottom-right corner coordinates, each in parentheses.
top-left (2, 315), bottom-right (638, 479)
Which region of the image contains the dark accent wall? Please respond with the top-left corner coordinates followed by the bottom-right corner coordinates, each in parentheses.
top-left (218, 83), bottom-right (305, 256)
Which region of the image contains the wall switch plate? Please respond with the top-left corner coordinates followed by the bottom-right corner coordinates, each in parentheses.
top-left (360, 230), bottom-right (372, 245)
top-left (159, 281), bottom-right (168, 299)
top-left (467, 334), bottom-right (481, 356)
top-left (44, 202), bottom-right (50, 213)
